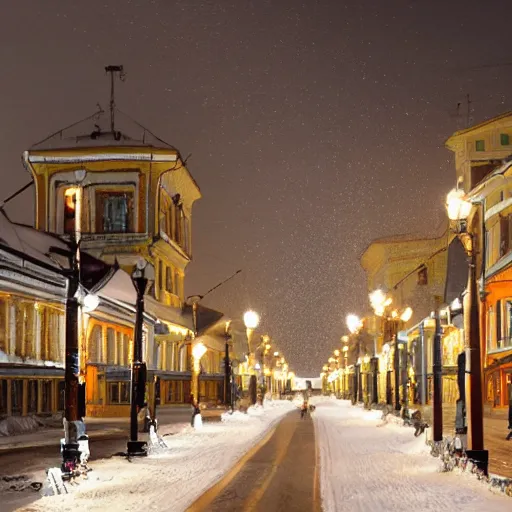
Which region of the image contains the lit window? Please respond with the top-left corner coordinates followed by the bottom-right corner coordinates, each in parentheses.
top-left (64, 189), bottom-right (76, 235)
top-left (475, 140), bottom-right (485, 152)
top-left (500, 133), bottom-right (510, 146)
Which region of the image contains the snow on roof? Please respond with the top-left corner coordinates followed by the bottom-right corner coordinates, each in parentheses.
top-left (95, 268), bottom-right (137, 306)
top-left (30, 109), bottom-right (178, 152)
top-left (0, 210), bottom-right (70, 270)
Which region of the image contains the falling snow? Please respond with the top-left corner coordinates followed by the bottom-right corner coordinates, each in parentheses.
top-left (1, 1), bottom-right (511, 374)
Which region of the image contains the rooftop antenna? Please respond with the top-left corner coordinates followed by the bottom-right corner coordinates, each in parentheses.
top-left (104, 65), bottom-right (125, 133)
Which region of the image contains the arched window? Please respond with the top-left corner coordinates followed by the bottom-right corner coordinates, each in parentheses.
top-left (88, 325), bottom-right (103, 363)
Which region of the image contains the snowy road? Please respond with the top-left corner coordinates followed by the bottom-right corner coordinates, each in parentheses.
top-left (314, 399), bottom-right (511, 512)
top-left (15, 400), bottom-right (297, 512)
top-left (188, 409), bottom-right (320, 511)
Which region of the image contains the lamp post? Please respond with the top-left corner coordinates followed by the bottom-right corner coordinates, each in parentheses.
top-left (61, 177), bottom-right (99, 476)
top-left (244, 310), bottom-right (260, 404)
top-left (342, 343), bottom-right (349, 398)
top-left (127, 259), bottom-right (148, 457)
top-left (347, 314), bottom-right (363, 402)
top-left (192, 341), bottom-right (207, 414)
top-left (446, 188), bottom-right (487, 473)
top-left (224, 321), bottom-right (232, 406)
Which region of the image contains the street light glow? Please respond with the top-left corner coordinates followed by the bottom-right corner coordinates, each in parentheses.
top-left (334, 349), bottom-right (340, 357)
top-left (244, 310), bottom-right (260, 329)
top-left (446, 188), bottom-right (472, 221)
top-left (369, 289), bottom-right (392, 316)
top-left (400, 307), bottom-right (413, 322)
top-left (346, 314), bottom-right (363, 334)
top-left (192, 342), bottom-right (207, 360)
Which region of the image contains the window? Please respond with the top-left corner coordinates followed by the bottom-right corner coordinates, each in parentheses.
top-left (41, 380), bottom-right (52, 413)
top-left (166, 381), bottom-right (183, 403)
top-left (166, 266), bottom-right (173, 293)
top-left (417, 267), bottom-right (428, 285)
top-left (500, 216), bottom-right (510, 257)
top-left (58, 380), bottom-right (65, 411)
top-left (11, 380), bottom-right (23, 415)
top-left (63, 189), bottom-right (77, 235)
top-left (107, 328), bottom-right (116, 365)
top-left (0, 297), bottom-right (7, 354)
top-left (27, 380), bottom-right (38, 414)
top-left (88, 324), bottom-right (103, 363)
top-left (496, 299), bottom-right (502, 348)
top-left (0, 379), bottom-right (7, 415)
top-left (487, 306), bottom-right (495, 351)
top-left (501, 133), bottom-right (510, 146)
top-left (501, 300), bottom-right (512, 350)
top-left (108, 382), bottom-right (130, 404)
top-left (174, 270), bottom-right (181, 297)
top-left (475, 140), bottom-right (485, 152)
top-left (96, 191), bottom-right (133, 233)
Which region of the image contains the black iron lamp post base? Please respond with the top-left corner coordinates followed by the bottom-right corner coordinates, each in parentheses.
top-left (127, 440), bottom-right (148, 457)
top-left (465, 449), bottom-right (489, 476)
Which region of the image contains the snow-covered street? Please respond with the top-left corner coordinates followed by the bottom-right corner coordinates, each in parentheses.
top-left (314, 399), bottom-right (510, 512)
top-left (16, 400), bottom-right (297, 512)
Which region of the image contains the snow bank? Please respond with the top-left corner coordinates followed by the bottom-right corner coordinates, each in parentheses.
top-left (21, 400), bottom-right (296, 512)
top-left (313, 399), bottom-right (510, 512)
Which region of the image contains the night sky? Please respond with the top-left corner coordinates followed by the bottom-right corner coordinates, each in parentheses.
top-left (1, 1), bottom-right (511, 375)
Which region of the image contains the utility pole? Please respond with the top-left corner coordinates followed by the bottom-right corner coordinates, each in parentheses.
top-left (105, 65), bottom-right (125, 134)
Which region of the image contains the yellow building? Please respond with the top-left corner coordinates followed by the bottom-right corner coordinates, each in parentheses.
top-left (445, 111), bottom-right (512, 193)
top-left (360, 232), bottom-right (450, 405)
top-left (22, 107), bottom-right (202, 415)
top-left (446, 112), bottom-right (512, 414)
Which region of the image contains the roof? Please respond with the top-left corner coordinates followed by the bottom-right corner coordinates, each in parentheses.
top-left (30, 108), bottom-right (178, 152)
top-left (446, 111), bottom-right (512, 148)
top-left (0, 210), bottom-right (70, 270)
top-left (360, 226), bottom-right (448, 268)
top-left (182, 304), bottom-right (225, 334)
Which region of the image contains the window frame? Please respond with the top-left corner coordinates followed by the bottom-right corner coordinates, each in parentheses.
top-left (95, 188), bottom-right (135, 234)
top-left (475, 139), bottom-right (486, 152)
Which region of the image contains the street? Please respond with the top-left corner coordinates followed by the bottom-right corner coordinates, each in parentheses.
top-left (0, 407), bottom-right (220, 512)
top-left (2, 400), bottom-right (511, 511)
top-left (187, 410), bottom-right (320, 512)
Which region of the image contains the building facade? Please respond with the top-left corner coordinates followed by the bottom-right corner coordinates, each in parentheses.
top-left (6, 108), bottom-right (208, 416)
top-left (446, 113), bottom-right (512, 414)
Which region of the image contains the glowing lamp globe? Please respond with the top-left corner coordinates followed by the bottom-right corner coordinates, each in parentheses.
top-left (192, 342), bottom-right (207, 361)
top-left (400, 307), bottom-right (413, 322)
top-left (446, 189), bottom-right (472, 221)
top-left (346, 314), bottom-right (363, 334)
top-left (244, 310), bottom-right (260, 329)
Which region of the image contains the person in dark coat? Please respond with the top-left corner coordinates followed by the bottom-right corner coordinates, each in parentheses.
top-left (301, 400), bottom-right (308, 419)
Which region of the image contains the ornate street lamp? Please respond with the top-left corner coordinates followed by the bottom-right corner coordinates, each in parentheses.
top-left (127, 259), bottom-right (149, 457)
top-left (446, 188), bottom-right (487, 473)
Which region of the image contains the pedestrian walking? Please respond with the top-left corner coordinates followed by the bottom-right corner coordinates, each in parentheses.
top-left (301, 400), bottom-right (308, 419)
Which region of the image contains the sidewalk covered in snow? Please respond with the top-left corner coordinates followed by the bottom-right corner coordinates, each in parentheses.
top-left (15, 400), bottom-right (297, 512)
top-left (313, 398), bottom-right (510, 512)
